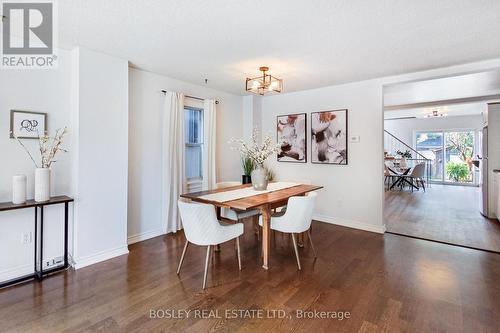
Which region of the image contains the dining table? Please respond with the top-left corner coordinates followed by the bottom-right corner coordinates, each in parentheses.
top-left (388, 166), bottom-right (416, 190)
top-left (180, 182), bottom-right (323, 270)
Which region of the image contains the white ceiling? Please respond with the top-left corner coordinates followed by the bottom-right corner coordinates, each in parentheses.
top-left (384, 102), bottom-right (488, 119)
top-left (384, 69), bottom-right (500, 107)
top-left (59, 0), bottom-right (500, 95)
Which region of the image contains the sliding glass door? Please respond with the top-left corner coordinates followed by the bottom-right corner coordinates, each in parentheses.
top-left (444, 131), bottom-right (474, 184)
top-left (415, 130), bottom-right (476, 184)
top-left (416, 132), bottom-right (444, 181)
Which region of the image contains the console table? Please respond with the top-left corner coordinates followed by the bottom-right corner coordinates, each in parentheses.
top-left (0, 195), bottom-right (74, 289)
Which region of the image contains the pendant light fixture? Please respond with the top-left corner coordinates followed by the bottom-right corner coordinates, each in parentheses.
top-left (245, 67), bottom-right (283, 95)
top-left (423, 107), bottom-right (448, 118)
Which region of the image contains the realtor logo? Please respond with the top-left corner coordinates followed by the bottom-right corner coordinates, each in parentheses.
top-left (1, 0), bottom-right (58, 68)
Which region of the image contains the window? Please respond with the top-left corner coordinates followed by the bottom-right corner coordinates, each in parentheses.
top-left (415, 130), bottom-right (476, 184)
top-left (185, 107), bottom-right (203, 181)
top-left (416, 132), bottom-right (444, 181)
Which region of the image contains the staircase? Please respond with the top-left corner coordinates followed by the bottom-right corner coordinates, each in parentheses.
top-left (384, 130), bottom-right (431, 186)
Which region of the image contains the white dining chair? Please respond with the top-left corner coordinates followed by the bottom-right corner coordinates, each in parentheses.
top-left (259, 191), bottom-right (317, 270)
top-left (275, 179), bottom-right (312, 214)
top-left (177, 200), bottom-right (244, 289)
top-left (215, 181), bottom-right (261, 226)
top-left (400, 162), bottom-right (426, 192)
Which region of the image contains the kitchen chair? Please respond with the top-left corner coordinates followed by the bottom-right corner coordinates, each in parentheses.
top-left (259, 191), bottom-right (317, 270)
top-left (384, 163), bottom-right (399, 190)
top-left (177, 200), bottom-right (244, 289)
top-left (401, 162), bottom-right (426, 192)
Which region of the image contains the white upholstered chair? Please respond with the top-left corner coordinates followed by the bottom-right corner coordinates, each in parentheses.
top-left (259, 191), bottom-right (317, 270)
top-left (215, 181), bottom-right (261, 222)
top-left (401, 162), bottom-right (426, 192)
top-left (177, 200), bottom-right (244, 289)
top-left (276, 179), bottom-right (312, 213)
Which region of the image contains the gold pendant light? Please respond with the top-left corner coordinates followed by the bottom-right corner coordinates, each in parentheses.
top-left (245, 66), bottom-right (283, 95)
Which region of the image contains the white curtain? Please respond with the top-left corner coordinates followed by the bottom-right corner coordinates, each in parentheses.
top-left (162, 91), bottom-right (185, 233)
top-left (203, 99), bottom-right (217, 190)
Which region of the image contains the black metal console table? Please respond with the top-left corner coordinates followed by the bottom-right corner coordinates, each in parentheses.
top-left (0, 195), bottom-right (74, 288)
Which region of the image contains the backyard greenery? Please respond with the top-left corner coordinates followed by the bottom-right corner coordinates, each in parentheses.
top-left (446, 162), bottom-right (470, 182)
top-left (446, 132), bottom-right (474, 162)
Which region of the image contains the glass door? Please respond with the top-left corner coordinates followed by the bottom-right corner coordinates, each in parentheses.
top-left (415, 130), bottom-right (476, 184)
top-left (416, 131), bottom-right (444, 182)
top-left (444, 131), bottom-right (475, 184)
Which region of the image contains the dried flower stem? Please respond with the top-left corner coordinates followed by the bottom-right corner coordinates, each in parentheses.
top-left (11, 131), bottom-right (39, 168)
top-left (12, 127), bottom-right (68, 168)
top-left (230, 128), bottom-right (281, 166)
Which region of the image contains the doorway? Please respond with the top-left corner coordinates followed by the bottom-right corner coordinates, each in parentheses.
top-left (415, 129), bottom-right (477, 185)
top-left (382, 70), bottom-right (500, 252)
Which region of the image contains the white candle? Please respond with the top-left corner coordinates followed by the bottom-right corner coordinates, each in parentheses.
top-left (12, 174), bottom-right (27, 204)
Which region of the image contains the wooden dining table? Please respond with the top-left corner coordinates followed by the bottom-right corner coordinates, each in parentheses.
top-left (180, 183), bottom-right (323, 270)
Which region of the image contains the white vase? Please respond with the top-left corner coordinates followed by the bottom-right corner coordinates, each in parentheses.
top-left (12, 174), bottom-right (27, 204)
top-left (251, 165), bottom-right (268, 191)
top-left (400, 157), bottom-right (407, 169)
top-left (35, 168), bottom-right (51, 202)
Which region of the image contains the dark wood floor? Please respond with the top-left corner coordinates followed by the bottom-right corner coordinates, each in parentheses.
top-left (385, 184), bottom-right (500, 252)
top-left (1, 221), bottom-right (500, 332)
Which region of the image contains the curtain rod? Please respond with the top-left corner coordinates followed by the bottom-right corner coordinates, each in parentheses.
top-left (161, 90), bottom-right (219, 104)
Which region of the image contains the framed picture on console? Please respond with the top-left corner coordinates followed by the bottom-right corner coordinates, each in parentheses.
top-left (277, 113), bottom-right (307, 163)
top-left (10, 110), bottom-right (47, 139)
top-left (311, 109), bottom-right (348, 165)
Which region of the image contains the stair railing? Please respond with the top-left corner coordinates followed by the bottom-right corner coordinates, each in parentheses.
top-left (384, 129), bottom-right (432, 188)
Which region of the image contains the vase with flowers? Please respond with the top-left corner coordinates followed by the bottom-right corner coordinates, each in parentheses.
top-left (231, 128), bottom-right (281, 190)
top-left (12, 128), bottom-right (68, 202)
top-left (396, 149), bottom-right (412, 169)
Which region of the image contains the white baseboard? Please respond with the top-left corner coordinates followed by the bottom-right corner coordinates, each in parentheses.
top-left (73, 245), bottom-right (129, 270)
top-left (313, 214), bottom-right (386, 234)
top-left (0, 263), bottom-right (33, 283)
top-left (127, 228), bottom-right (165, 245)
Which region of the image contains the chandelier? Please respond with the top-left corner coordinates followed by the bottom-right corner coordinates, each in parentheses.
top-left (424, 107), bottom-right (448, 118)
top-left (245, 67), bottom-right (283, 95)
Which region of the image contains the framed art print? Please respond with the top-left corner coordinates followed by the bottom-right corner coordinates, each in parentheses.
top-left (277, 113), bottom-right (307, 163)
top-left (311, 109), bottom-right (348, 165)
top-left (10, 110), bottom-right (47, 139)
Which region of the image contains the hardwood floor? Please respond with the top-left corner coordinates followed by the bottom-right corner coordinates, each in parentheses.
top-left (1, 221), bottom-right (500, 332)
top-left (385, 184), bottom-right (500, 252)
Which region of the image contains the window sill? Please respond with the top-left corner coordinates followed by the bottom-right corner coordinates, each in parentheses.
top-left (186, 178), bottom-right (204, 193)
top-left (187, 178), bottom-right (203, 185)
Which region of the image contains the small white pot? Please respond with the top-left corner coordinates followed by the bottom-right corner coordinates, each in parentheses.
top-left (400, 157), bottom-right (407, 169)
top-left (12, 174), bottom-right (27, 204)
top-left (35, 168), bottom-right (51, 202)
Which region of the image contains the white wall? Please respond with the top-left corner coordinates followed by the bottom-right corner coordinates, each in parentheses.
top-left (127, 68), bottom-right (243, 244)
top-left (242, 96), bottom-right (261, 139)
top-left (384, 114), bottom-right (484, 151)
top-left (71, 48), bottom-right (129, 268)
top-left (0, 49), bottom-right (73, 281)
top-left (0, 47), bottom-right (129, 282)
top-left (488, 103), bottom-right (500, 218)
top-left (261, 80), bottom-right (386, 233)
